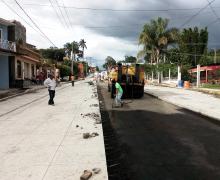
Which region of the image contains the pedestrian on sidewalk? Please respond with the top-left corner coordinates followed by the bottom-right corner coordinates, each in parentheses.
top-left (44, 74), bottom-right (56, 105)
top-left (115, 80), bottom-right (123, 106)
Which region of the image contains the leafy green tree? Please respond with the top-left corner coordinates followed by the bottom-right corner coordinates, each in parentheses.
top-left (199, 54), bottom-right (213, 66)
top-left (73, 62), bottom-right (79, 78)
top-left (178, 27), bottom-right (208, 66)
top-left (166, 48), bottom-right (183, 65)
top-left (96, 66), bottom-right (100, 72)
top-left (57, 64), bottom-right (71, 78)
top-left (40, 47), bottom-right (65, 63)
top-left (103, 56), bottom-right (116, 69)
top-left (124, 56), bottom-right (137, 63)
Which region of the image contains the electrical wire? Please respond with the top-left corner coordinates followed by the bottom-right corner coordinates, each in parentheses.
top-left (179, 0), bottom-right (216, 28)
top-left (1, 0), bottom-right (57, 45)
top-left (60, 0), bottom-right (72, 29)
top-left (17, 2), bottom-right (218, 30)
top-left (8, 1), bottom-right (218, 31)
top-left (53, 0), bottom-right (69, 28)
top-left (0, 0), bottom-right (37, 31)
top-left (164, 49), bottom-right (215, 58)
top-left (22, 3), bottom-right (220, 12)
top-left (206, 0), bottom-right (220, 26)
top-left (206, 19), bottom-right (219, 27)
top-left (14, 0), bottom-right (57, 47)
top-left (48, 0), bottom-right (65, 27)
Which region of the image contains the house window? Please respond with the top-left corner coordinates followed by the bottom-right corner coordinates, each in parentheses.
top-left (0, 29), bottom-right (2, 48)
top-left (17, 60), bottom-right (22, 78)
top-left (0, 29), bottom-right (2, 41)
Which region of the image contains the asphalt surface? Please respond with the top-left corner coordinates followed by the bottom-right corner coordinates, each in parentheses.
top-left (99, 82), bottom-right (220, 180)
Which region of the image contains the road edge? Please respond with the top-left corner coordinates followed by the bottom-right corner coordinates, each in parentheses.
top-left (144, 91), bottom-right (220, 125)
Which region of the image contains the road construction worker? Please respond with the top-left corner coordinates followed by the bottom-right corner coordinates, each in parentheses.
top-left (115, 80), bottom-right (123, 106)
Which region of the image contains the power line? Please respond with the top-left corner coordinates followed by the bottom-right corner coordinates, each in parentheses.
top-left (164, 49), bottom-right (214, 58)
top-left (60, 0), bottom-right (72, 29)
top-left (0, 0), bottom-right (37, 31)
top-left (179, 0), bottom-right (216, 28)
top-left (206, 19), bottom-right (219, 26)
top-left (22, 3), bottom-right (220, 12)
top-left (206, 0), bottom-right (220, 26)
top-left (1, 0), bottom-right (56, 44)
top-left (19, 2), bottom-right (220, 30)
top-left (53, 0), bottom-right (69, 28)
top-left (48, 0), bottom-right (65, 27)
top-left (14, 0), bottom-right (57, 47)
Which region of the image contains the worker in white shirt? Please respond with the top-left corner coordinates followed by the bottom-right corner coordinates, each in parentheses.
top-left (44, 74), bottom-right (57, 105)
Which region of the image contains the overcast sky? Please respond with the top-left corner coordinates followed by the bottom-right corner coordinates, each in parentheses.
top-left (1, 0), bottom-right (220, 65)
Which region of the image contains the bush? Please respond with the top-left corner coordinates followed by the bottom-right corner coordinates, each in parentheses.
top-left (181, 65), bottom-right (191, 81)
top-left (57, 65), bottom-right (71, 78)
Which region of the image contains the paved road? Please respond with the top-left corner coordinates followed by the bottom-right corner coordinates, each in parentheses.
top-left (144, 85), bottom-right (220, 121)
top-left (99, 83), bottom-right (220, 180)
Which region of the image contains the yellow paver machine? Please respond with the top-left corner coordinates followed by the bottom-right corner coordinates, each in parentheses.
top-left (108, 62), bottom-right (145, 99)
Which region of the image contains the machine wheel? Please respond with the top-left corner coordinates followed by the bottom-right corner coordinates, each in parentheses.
top-left (139, 86), bottom-right (144, 98)
top-left (108, 84), bottom-right (111, 92)
top-left (111, 86), bottom-right (114, 98)
top-left (111, 83), bottom-right (116, 98)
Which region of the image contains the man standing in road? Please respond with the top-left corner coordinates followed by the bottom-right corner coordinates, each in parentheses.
top-left (44, 74), bottom-right (56, 105)
top-left (115, 80), bottom-right (123, 106)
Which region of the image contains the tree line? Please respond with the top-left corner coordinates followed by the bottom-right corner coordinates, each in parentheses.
top-left (103, 17), bottom-right (219, 81)
top-left (39, 39), bottom-right (88, 78)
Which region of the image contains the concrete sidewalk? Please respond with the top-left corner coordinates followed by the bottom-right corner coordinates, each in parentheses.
top-left (0, 80), bottom-right (108, 180)
top-left (144, 85), bottom-right (220, 121)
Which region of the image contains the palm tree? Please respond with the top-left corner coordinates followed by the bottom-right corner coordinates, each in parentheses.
top-left (79, 39), bottom-right (87, 59)
top-left (138, 17), bottom-right (178, 82)
top-left (64, 41), bottom-right (79, 75)
top-left (138, 17), bottom-right (178, 64)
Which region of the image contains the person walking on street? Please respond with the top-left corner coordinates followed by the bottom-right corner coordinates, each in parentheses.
top-left (44, 74), bottom-right (56, 105)
top-left (115, 80), bottom-right (123, 106)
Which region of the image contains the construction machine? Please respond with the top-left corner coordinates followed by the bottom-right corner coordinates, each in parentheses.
top-left (108, 62), bottom-right (145, 99)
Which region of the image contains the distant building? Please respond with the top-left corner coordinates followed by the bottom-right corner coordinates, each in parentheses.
top-left (0, 18), bottom-right (41, 89)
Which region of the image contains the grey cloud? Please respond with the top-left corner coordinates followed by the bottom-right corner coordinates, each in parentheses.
top-left (13, 0), bottom-right (220, 48)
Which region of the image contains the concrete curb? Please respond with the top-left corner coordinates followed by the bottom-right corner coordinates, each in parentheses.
top-left (0, 81), bottom-right (71, 102)
top-left (190, 88), bottom-right (220, 96)
top-left (146, 84), bottom-right (220, 97)
top-left (0, 83), bottom-right (71, 117)
top-left (0, 86), bottom-right (47, 102)
top-left (144, 90), bottom-right (220, 123)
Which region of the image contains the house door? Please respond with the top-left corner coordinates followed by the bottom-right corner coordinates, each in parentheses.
top-left (24, 62), bottom-right (29, 79)
top-left (9, 56), bottom-right (15, 88)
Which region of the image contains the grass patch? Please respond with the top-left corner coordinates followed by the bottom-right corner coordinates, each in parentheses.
top-left (202, 84), bottom-right (220, 89)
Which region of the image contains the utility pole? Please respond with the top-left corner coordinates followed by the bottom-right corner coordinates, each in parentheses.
top-left (85, 58), bottom-right (87, 77)
top-left (71, 41), bottom-right (74, 75)
top-left (194, 46), bottom-right (197, 66)
top-left (197, 64), bottom-right (200, 88)
top-left (214, 48), bottom-right (217, 64)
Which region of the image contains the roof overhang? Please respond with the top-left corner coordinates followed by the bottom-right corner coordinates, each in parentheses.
top-left (17, 55), bottom-right (40, 63)
top-left (0, 18), bottom-right (14, 26)
top-left (0, 48), bottom-right (16, 56)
